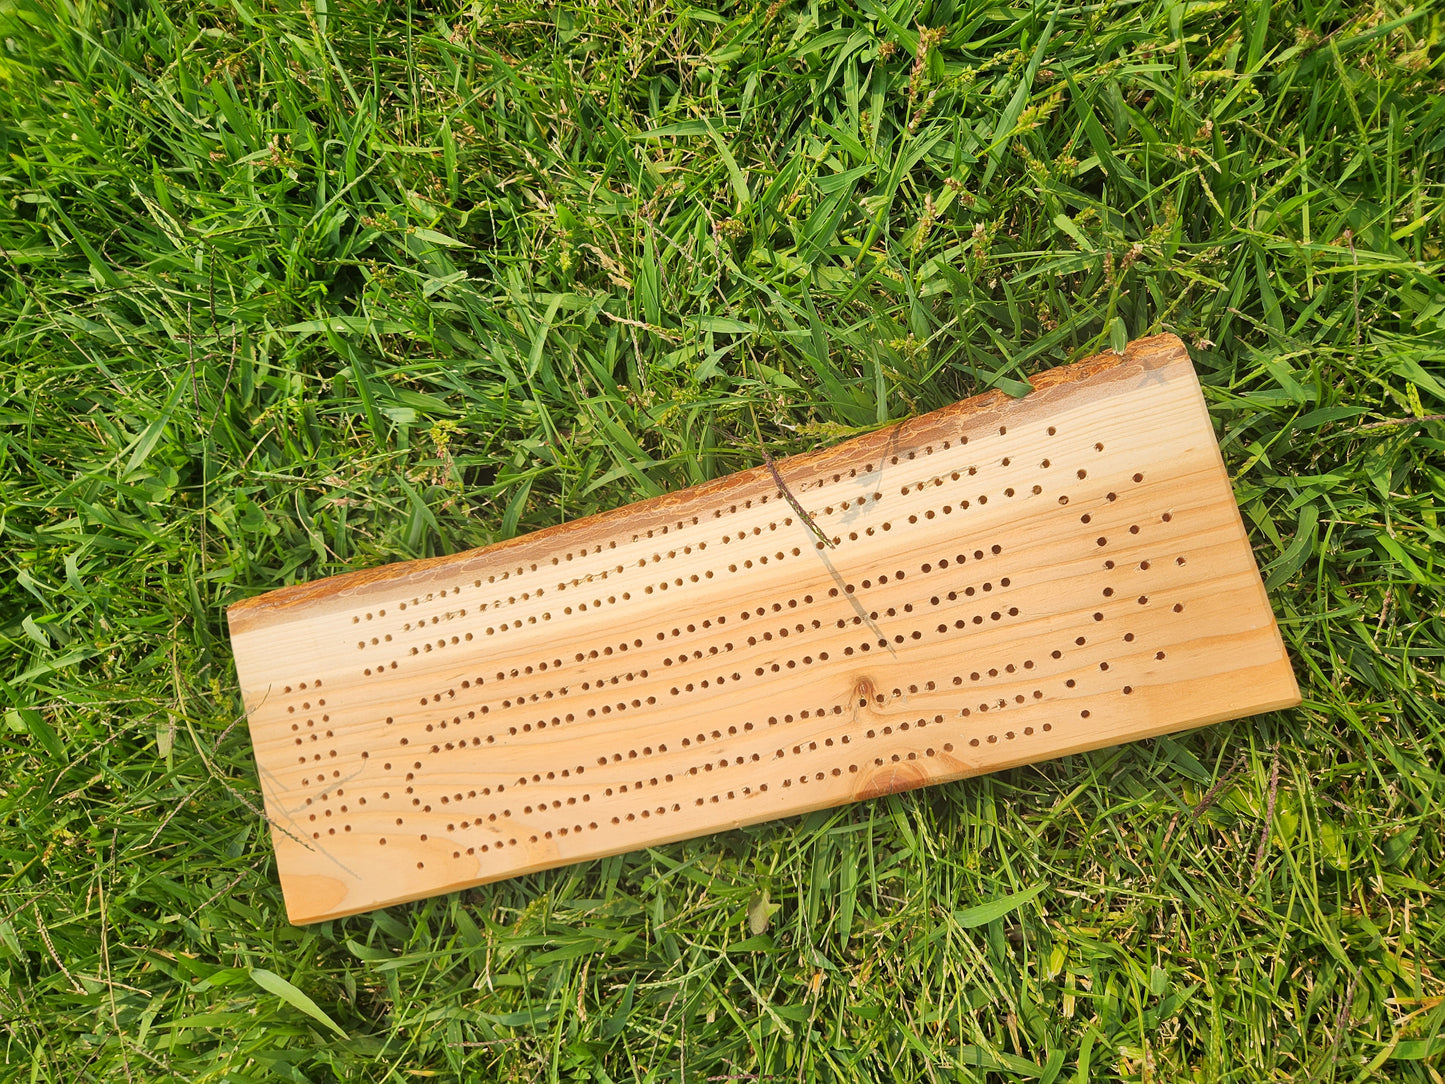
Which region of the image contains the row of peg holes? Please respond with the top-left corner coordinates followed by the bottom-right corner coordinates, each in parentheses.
top-left (348, 421), bottom-right (1092, 664)
top-left (304, 531), bottom-right (1195, 811)
top-left (295, 432), bottom-right (1193, 852)
top-left (304, 635), bottom-right (1170, 845)
top-left (444, 707), bottom-right (1006, 856)
top-left (284, 680), bottom-right (331, 757)
top-left (321, 529), bottom-right (1190, 781)
top-left (311, 604), bottom-right (1159, 840)
top-left (298, 582), bottom-right (1176, 791)
top-left (437, 681), bottom-right (1074, 859)
top-left (397, 551), bottom-right (1011, 736)
top-left (362, 507), bottom-right (1015, 674)
top-left (306, 549), bottom-right (1186, 787)
top-left (395, 579), bottom-right (1021, 746)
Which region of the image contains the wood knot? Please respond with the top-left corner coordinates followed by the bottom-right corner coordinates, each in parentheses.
top-left (853, 761), bottom-right (928, 801)
top-left (854, 677), bottom-right (876, 707)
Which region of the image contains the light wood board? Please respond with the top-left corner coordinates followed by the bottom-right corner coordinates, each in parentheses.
top-left (228, 334), bottom-right (1300, 924)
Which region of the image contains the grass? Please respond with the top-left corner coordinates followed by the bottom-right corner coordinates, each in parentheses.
top-left (1, 0), bottom-right (1442, 1078)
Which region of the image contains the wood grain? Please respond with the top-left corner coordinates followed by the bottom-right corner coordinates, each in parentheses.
top-left (228, 334), bottom-right (1300, 924)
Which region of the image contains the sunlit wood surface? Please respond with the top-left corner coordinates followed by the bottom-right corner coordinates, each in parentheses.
top-left (228, 334), bottom-right (1300, 924)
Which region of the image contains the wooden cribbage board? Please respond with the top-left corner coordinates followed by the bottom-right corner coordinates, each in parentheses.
top-left (228, 334), bottom-right (1299, 923)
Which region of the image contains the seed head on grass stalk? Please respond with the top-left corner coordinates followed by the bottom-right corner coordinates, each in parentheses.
top-left (907, 26), bottom-right (947, 111)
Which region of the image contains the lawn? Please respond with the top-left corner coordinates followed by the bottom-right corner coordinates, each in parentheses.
top-left (1, 0), bottom-right (1442, 1079)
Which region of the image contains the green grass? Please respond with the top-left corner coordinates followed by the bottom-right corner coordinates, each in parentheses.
top-left (1, 0), bottom-right (1443, 1078)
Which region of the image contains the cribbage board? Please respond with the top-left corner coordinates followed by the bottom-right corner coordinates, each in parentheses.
top-left (228, 334), bottom-right (1299, 924)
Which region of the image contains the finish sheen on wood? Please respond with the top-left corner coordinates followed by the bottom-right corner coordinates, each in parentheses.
top-left (228, 335), bottom-right (1299, 924)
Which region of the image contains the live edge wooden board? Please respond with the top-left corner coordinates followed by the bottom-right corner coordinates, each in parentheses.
top-left (228, 334), bottom-right (1299, 924)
